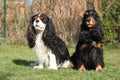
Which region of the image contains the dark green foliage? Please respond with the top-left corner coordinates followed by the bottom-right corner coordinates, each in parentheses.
top-left (100, 0), bottom-right (120, 43)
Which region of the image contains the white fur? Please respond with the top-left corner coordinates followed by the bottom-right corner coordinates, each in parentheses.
top-left (38, 14), bottom-right (41, 17)
top-left (31, 17), bottom-right (70, 69)
top-left (61, 60), bottom-right (70, 68)
top-left (32, 21), bottom-right (58, 69)
top-left (92, 41), bottom-right (96, 46)
top-left (57, 60), bottom-right (70, 68)
top-left (33, 18), bottom-right (46, 31)
top-left (48, 52), bottom-right (58, 70)
top-left (33, 32), bottom-right (70, 69)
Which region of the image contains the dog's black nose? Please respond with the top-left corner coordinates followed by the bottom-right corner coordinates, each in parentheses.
top-left (36, 20), bottom-right (39, 23)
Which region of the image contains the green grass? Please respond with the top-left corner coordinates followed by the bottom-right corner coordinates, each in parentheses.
top-left (0, 44), bottom-right (120, 80)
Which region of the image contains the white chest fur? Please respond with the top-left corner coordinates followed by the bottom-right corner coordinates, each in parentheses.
top-left (33, 32), bottom-right (57, 69)
top-left (34, 32), bottom-right (50, 67)
top-left (34, 32), bottom-right (49, 56)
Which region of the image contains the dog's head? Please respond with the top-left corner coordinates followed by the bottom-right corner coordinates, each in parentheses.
top-left (27, 13), bottom-right (56, 48)
top-left (30, 14), bottom-right (49, 32)
top-left (83, 10), bottom-right (98, 29)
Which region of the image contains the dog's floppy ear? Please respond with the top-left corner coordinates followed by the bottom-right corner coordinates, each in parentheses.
top-left (26, 16), bottom-right (36, 48)
top-left (43, 18), bottom-right (56, 38)
top-left (42, 17), bottom-right (57, 48)
top-left (80, 11), bottom-right (88, 31)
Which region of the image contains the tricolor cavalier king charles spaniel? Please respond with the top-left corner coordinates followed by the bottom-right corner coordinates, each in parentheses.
top-left (71, 10), bottom-right (104, 71)
top-left (26, 14), bottom-right (70, 70)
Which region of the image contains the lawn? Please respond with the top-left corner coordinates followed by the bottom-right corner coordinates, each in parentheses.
top-left (0, 44), bottom-right (120, 80)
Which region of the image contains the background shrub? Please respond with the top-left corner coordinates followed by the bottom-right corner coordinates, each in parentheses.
top-left (100, 0), bottom-right (120, 43)
top-left (0, 0), bottom-right (119, 44)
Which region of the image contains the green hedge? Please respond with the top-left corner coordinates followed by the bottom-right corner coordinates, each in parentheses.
top-left (101, 0), bottom-right (120, 43)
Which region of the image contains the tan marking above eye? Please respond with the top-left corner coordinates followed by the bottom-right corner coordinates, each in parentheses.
top-left (34, 16), bottom-right (38, 19)
top-left (85, 12), bottom-right (88, 15)
top-left (39, 16), bottom-right (44, 20)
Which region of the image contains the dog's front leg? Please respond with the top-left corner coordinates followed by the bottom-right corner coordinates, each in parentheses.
top-left (48, 53), bottom-right (58, 70)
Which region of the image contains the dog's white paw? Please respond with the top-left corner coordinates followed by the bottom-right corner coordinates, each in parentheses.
top-left (48, 67), bottom-right (58, 70)
top-left (33, 65), bottom-right (43, 69)
top-left (30, 62), bottom-right (39, 67)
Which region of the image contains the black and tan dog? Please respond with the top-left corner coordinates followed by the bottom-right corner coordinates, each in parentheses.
top-left (71, 10), bottom-right (104, 71)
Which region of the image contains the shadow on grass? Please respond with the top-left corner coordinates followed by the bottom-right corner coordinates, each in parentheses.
top-left (13, 59), bottom-right (35, 66)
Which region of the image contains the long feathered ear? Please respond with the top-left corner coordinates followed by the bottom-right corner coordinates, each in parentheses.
top-left (81, 12), bottom-right (87, 31)
top-left (26, 16), bottom-right (36, 48)
top-left (42, 18), bottom-right (56, 47)
top-left (43, 18), bottom-right (56, 38)
top-left (95, 11), bottom-right (104, 37)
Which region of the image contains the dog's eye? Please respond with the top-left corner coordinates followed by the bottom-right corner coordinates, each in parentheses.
top-left (39, 16), bottom-right (44, 20)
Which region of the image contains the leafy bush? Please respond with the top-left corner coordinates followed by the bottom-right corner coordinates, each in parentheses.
top-left (100, 0), bottom-right (120, 43)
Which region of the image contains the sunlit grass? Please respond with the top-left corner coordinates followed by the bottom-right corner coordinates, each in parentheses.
top-left (0, 44), bottom-right (120, 80)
